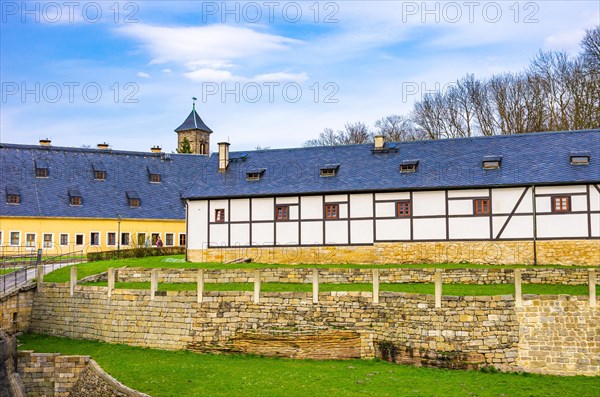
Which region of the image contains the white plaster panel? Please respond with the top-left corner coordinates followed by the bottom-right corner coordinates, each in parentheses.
top-left (187, 200), bottom-right (208, 249)
top-left (413, 218), bottom-right (446, 240)
top-left (251, 223), bottom-right (274, 245)
top-left (209, 224), bottom-right (228, 246)
top-left (276, 222), bottom-right (299, 245)
top-left (492, 187), bottom-right (530, 214)
top-left (591, 214), bottom-right (599, 237)
top-left (375, 202), bottom-right (396, 218)
top-left (230, 199), bottom-right (250, 222)
top-left (535, 197), bottom-right (551, 213)
top-left (536, 185), bottom-right (586, 194)
top-left (325, 194), bottom-right (348, 202)
top-left (448, 199), bottom-right (473, 216)
top-left (374, 192), bottom-right (410, 201)
top-left (300, 196), bottom-right (323, 219)
top-left (339, 203), bottom-right (348, 219)
top-left (590, 186), bottom-right (600, 211)
top-left (449, 217), bottom-right (489, 239)
top-left (537, 214), bottom-right (589, 238)
top-left (375, 219), bottom-right (410, 241)
top-left (447, 189), bottom-right (489, 198)
top-left (230, 224), bottom-right (250, 246)
top-left (301, 221), bottom-right (323, 245)
top-left (276, 196), bottom-right (299, 204)
top-left (325, 221), bottom-right (348, 244)
top-left (252, 198), bottom-right (275, 221)
top-left (350, 194), bottom-right (373, 218)
top-left (209, 199), bottom-right (229, 222)
top-left (494, 215), bottom-right (533, 239)
top-left (413, 191), bottom-right (446, 216)
top-left (571, 195), bottom-right (588, 212)
top-left (350, 220), bottom-right (374, 244)
top-left (289, 206), bottom-right (299, 220)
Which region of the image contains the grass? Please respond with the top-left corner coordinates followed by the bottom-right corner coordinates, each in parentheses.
top-left (17, 334), bottom-right (599, 397)
top-left (80, 281), bottom-right (596, 296)
top-left (0, 268), bottom-right (19, 275)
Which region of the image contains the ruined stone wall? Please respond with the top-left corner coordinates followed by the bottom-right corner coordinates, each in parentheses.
top-left (188, 239), bottom-right (600, 266)
top-left (0, 286), bottom-right (35, 334)
top-left (115, 267), bottom-right (592, 285)
top-left (516, 295), bottom-right (600, 376)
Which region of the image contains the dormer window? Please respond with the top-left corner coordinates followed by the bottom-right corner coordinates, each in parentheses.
top-left (400, 160), bottom-right (419, 173)
top-left (93, 162), bottom-right (106, 180)
top-left (68, 188), bottom-right (82, 206)
top-left (246, 168), bottom-right (266, 181)
top-left (570, 151), bottom-right (590, 166)
top-left (127, 191), bottom-right (140, 208)
top-left (320, 164), bottom-right (339, 177)
top-left (35, 159), bottom-right (49, 178)
top-left (6, 186), bottom-right (20, 204)
top-left (482, 155), bottom-right (502, 170)
top-left (147, 165), bottom-right (161, 183)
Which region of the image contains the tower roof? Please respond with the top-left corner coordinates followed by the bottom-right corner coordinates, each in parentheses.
top-left (174, 104), bottom-right (213, 133)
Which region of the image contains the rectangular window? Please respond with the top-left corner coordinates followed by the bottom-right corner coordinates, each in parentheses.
top-left (151, 233), bottom-right (160, 245)
top-left (552, 196), bottom-right (571, 212)
top-left (165, 233), bottom-right (174, 246)
top-left (150, 174), bottom-right (161, 183)
top-left (324, 204), bottom-right (339, 219)
top-left (121, 232), bottom-right (130, 246)
top-left (107, 232), bottom-right (116, 246)
top-left (10, 231), bottom-right (20, 246)
top-left (90, 232), bottom-right (100, 246)
top-left (474, 198), bottom-right (490, 215)
top-left (275, 205), bottom-right (289, 221)
top-left (75, 234), bottom-right (84, 245)
top-left (36, 168), bottom-right (48, 178)
top-left (94, 170), bottom-right (106, 180)
top-left (179, 234), bottom-right (186, 246)
top-left (396, 201), bottom-right (411, 217)
top-left (25, 233), bottom-right (36, 247)
top-left (138, 233), bottom-right (147, 246)
top-left (43, 233), bottom-right (53, 248)
top-left (129, 198), bottom-right (141, 208)
top-left (60, 234), bottom-right (69, 246)
top-left (399, 160), bottom-right (419, 173)
top-left (70, 196), bottom-right (82, 206)
top-left (7, 194), bottom-right (20, 204)
top-left (215, 209), bottom-right (225, 223)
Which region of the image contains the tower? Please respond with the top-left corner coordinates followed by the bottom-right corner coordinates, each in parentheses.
top-left (175, 100), bottom-right (213, 155)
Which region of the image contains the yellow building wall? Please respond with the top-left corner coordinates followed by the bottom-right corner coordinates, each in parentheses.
top-left (0, 217), bottom-right (185, 256)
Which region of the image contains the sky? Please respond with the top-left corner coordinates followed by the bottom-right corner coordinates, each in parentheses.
top-left (1, 0), bottom-right (598, 153)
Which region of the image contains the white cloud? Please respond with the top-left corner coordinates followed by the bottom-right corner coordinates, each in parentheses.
top-left (184, 68), bottom-right (236, 81)
top-left (543, 30), bottom-right (586, 52)
top-left (162, 68), bottom-right (172, 73)
top-left (137, 72), bottom-right (151, 78)
top-left (253, 72), bottom-right (308, 82)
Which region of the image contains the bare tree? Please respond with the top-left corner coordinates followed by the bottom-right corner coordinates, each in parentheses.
top-left (303, 122), bottom-right (371, 146)
top-left (374, 115), bottom-right (426, 141)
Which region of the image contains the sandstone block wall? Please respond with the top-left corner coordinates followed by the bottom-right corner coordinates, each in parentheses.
top-left (0, 286), bottom-right (35, 334)
top-left (188, 239), bottom-right (600, 265)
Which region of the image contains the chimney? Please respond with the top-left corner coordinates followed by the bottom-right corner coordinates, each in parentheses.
top-left (374, 135), bottom-right (385, 150)
top-left (151, 145), bottom-right (162, 153)
top-left (218, 142), bottom-right (230, 172)
top-left (39, 138), bottom-right (51, 146)
top-left (97, 142), bottom-right (109, 150)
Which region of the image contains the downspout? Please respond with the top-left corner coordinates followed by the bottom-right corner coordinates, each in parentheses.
top-left (531, 185), bottom-right (537, 265)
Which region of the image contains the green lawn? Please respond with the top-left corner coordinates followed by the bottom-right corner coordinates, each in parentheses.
top-left (0, 268), bottom-right (19, 275)
top-left (18, 334), bottom-right (599, 397)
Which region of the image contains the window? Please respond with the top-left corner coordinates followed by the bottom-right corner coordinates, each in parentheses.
top-left (10, 232), bottom-right (20, 246)
top-left (127, 191), bottom-right (140, 208)
top-left (151, 233), bottom-right (160, 245)
top-left (7, 194), bottom-right (20, 204)
top-left (179, 234), bottom-right (186, 246)
top-left (25, 233), bottom-right (36, 247)
top-left (107, 232), bottom-right (116, 246)
top-left (75, 234), bottom-right (84, 245)
top-left (138, 233), bottom-right (147, 246)
top-left (121, 232), bottom-right (130, 246)
top-left (400, 160), bottom-right (419, 173)
top-left (43, 233), bottom-right (53, 248)
top-left (275, 205), bottom-right (289, 221)
top-left (552, 196), bottom-right (571, 212)
top-left (320, 164), bottom-right (340, 177)
top-left (35, 159), bottom-right (49, 178)
top-left (129, 198), bottom-right (141, 208)
top-left (396, 201), bottom-right (411, 217)
top-left (90, 232), bottom-right (100, 246)
top-left (246, 169), bottom-right (266, 181)
top-left (324, 204), bottom-right (339, 219)
top-left (482, 156), bottom-right (502, 169)
top-left (215, 209), bottom-right (225, 223)
top-left (70, 196), bottom-right (82, 206)
top-left (94, 170), bottom-right (106, 180)
top-left (570, 151), bottom-right (590, 165)
top-left (149, 174), bottom-right (161, 183)
top-left (69, 188), bottom-right (82, 206)
top-left (474, 198), bottom-right (490, 215)
top-left (147, 165), bottom-right (161, 183)
top-left (165, 233), bottom-right (174, 246)
top-left (60, 234), bottom-right (69, 246)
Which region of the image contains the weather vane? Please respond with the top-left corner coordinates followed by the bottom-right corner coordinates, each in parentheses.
top-left (192, 96), bottom-right (197, 109)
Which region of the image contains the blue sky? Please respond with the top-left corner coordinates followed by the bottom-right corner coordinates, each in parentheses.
top-left (1, 1), bottom-right (598, 153)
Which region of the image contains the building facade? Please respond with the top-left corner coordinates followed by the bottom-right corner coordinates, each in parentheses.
top-left (184, 130), bottom-right (600, 265)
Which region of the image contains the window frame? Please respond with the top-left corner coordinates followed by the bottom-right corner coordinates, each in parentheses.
top-left (60, 233), bottom-right (69, 246)
top-left (137, 233), bottom-right (147, 246)
top-left (215, 208), bottom-right (226, 223)
top-left (324, 203), bottom-right (339, 220)
top-left (9, 231), bottom-right (20, 246)
top-left (396, 200), bottom-right (411, 217)
top-left (129, 198), bottom-right (141, 208)
top-left (121, 232), bottom-right (130, 246)
top-left (149, 174), bottom-right (161, 183)
top-left (165, 233), bottom-right (174, 246)
top-left (94, 170), bottom-right (106, 180)
top-left (275, 205), bottom-right (290, 221)
top-left (473, 198), bottom-right (491, 215)
top-left (551, 195), bottom-right (571, 213)
top-left (70, 196), bottom-right (82, 206)
top-left (25, 233), bottom-right (36, 248)
top-left (179, 233), bottom-right (186, 246)
top-left (6, 194), bottom-right (20, 204)
top-left (107, 232), bottom-right (116, 246)
top-left (90, 232), bottom-right (100, 246)
top-left (43, 233), bottom-right (53, 248)
top-left (75, 234), bottom-right (84, 246)
top-left (35, 167), bottom-right (48, 178)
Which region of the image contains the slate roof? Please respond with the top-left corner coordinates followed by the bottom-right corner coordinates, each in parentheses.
top-left (174, 105), bottom-right (213, 133)
top-left (183, 129), bottom-right (600, 199)
top-left (1, 144), bottom-right (208, 219)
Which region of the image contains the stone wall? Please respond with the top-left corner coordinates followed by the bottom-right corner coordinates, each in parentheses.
top-left (0, 286), bottom-right (35, 335)
top-left (115, 267), bottom-right (592, 285)
top-left (17, 351), bottom-right (149, 397)
top-left (30, 285), bottom-right (520, 370)
top-left (516, 295), bottom-right (600, 376)
top-left (188, 239), bottom-right (600, 266)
